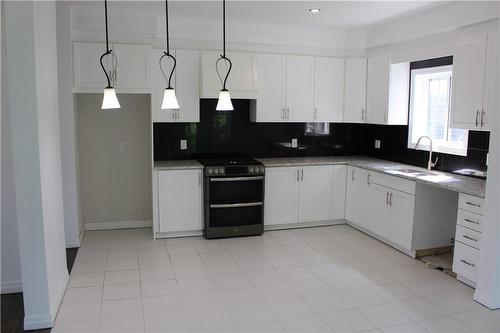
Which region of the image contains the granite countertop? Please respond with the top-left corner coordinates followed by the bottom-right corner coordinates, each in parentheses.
top-left (257, 156), bottom-right (486, 198)
top-left (154, 160), bottom-right (203, 170)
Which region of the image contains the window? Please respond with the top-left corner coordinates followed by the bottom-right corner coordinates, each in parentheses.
top-left (408, 63), bottom-right (468, 156)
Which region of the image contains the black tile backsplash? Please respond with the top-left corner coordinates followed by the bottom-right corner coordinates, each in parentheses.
top-left (154, 99), bottom-right (489, 177)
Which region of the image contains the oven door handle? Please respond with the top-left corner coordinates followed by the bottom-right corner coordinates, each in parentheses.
top-left (210, 202), bottom-right (263, 209)
top-left (210, 176), bottom-right (264, 182)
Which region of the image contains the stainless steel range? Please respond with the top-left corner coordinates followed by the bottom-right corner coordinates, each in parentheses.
top-left (198, 157), bottom-right (265, 239)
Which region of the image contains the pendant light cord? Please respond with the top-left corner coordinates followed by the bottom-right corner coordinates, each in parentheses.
top-left (216, 0), bottom-right (232, 90)
top-left (100, 0), bottom-right (117, 88)
top-left (159, 0), bottom-right (176, 89)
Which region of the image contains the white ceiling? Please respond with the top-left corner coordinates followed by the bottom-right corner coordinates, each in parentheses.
top-left (109, 1), bottom-right (443, 29)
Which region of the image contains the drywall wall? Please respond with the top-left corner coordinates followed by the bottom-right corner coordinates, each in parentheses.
top-left (77, 94), bottom-right (151, 230)
top-left (1, 2), bottom-right (22, 294)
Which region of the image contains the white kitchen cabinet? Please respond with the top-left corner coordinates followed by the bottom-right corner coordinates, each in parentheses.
top-left (264, 167), bottom-right (300, 226)
top-left (345, 166), bottom-right (370, 227)
top-left (313, 57), bottom-right (344, 122)
top-left (157, 169), bottom-right (202, 233)
top-left (286, 55), bottom-right (314, 122)
top-left (151, 49), bottom-right (200, 123)
top-left (481, 32), bottom-right (498, 130)
top-left (298, 166), bottom-right (334, 222)
top-left (331, 165), bottom-right (347, 219)
top-left (73, 42), bottom-right (151, 93)
top-left (343, 58), bottom-right (367, 123)
top-left (366, 55), bottom-right (409, 125)
top-left (389, 189), bottom-right (415, 250)
top-left (450, 35), bottom-right (488, 130)
top-left (250, 54), bottom-right (286, 122)
top-left (201, 51), bottom-right (258, 98)
top-left (365, 182), bottom-right (391, 239)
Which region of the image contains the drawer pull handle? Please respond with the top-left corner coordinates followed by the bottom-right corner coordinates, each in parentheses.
top-left (460, 259), bottom-right (475, 267)
top-left (464, 218), bottom-right (479, 225)
top-left (463, 235), bottom-right (478, 242)
top-left (465, 201), bottom-right (481, 208)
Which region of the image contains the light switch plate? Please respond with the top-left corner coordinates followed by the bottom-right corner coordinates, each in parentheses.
top-left (180, 140), bottom-right (187, 150)
top-left (375, 140), bottom-right (381, 149)
top-left (292, 138), bottom-right (298, 148)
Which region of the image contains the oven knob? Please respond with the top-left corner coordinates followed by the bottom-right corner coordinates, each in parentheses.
top-left (260, 167), bottom-right (265, 173)
top-left (219, 168), bottom-right (224, 174)
top-left (214, 168), bottom-right (219, 174)
top-left (208, 169), bottom-right (213, 174)
top-left (249, 167), bottom-right (254, 173)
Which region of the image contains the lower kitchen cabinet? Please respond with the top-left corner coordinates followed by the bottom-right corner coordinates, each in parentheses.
top-left (264, 165), bottom-right (343, 227)
top-left (156, 169), bottom-right (203, 235)
top-left (388, 189), bottom-right (415, 250)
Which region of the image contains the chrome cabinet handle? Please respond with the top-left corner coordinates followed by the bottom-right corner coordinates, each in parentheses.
top-left (210, 202), bottom-right (263, 209)
top-left (460, 259), bottom-right (475, 267)
top-left (466, 201), bottom-right (481, 208)
top-left (286, 108), bottom-right (290, 119)
top-left (386, 192), bottom-right (390, 206)
top-left (282, 108), bottom-right (285, 120)
top-left (367, 174), bottom-right (370, 185)
top-left (301, 169), bottom-right (304, 181)
top-left (389, 193), bottom-right (393, 206)
top-left (463, 235), bottom-right (478, 242)
top-left (314, 108), bottom-right (318, 119)
top-left (351, 170), bottom-right (355, 181)
top-left (361, 108), bottom-right (365, 121)
top-left (481, 109), bottom-right (485, 127)
top-left (475, 110), bottom-right (480, 127)
top-left (464, 218), bottom-right (479, 225)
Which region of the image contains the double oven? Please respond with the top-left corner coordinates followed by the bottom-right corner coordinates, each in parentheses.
top-left (199, 158), bottom-right (265, 239)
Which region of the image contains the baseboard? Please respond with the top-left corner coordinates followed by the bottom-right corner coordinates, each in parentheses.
top-left (474, 289), bottom-right (500, 309)
top-left (79, 226), bottom-right (85, 244)
top-left (1, 280), bottom-right (22, 294)
top-left (264, 219), bottom-right (346, 231)
top-left (84, 220), bottom-right (151, 231)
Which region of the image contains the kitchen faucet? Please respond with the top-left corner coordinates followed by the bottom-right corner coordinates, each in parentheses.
top-left (414, 136), bottom-right (438, 170)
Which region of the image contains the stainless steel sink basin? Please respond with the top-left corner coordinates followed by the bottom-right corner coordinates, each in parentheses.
top-left (385, 168), bottom-right (457, 182)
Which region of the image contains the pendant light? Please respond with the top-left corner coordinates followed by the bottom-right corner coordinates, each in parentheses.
top-left (215, 0), bottom-right (233, 111)
top-left (100, 0), bottom-right (120, 109)
top-left (159, 0), bottom-right (180, 110)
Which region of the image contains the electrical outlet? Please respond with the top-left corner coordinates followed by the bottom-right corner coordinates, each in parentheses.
top-left (180, 140), bottom-right (187, 150)
top-left (291, 138), bottom-right (298, 148)
top-left (375, 140), bottom-right (381, 149)
top-left (119, 142), bottom-right (127, 152)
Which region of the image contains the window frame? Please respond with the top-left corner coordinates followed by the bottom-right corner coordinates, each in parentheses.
top-left (407, 63), bottom-right (468, 156)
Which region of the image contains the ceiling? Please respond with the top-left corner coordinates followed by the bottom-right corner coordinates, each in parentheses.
top-left (141, 1), bottom-right (444, 29)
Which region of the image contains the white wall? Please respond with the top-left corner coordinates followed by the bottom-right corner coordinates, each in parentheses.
top-left (77, 94), bottom-right (151, 230)
top-left (1, 1), bottom-right (23, 294)
top-left (4, 0), bottom-right (68, 328)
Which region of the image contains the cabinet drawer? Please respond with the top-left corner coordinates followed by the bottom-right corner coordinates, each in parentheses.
top-left (453, 242), bottom-right (479, 283)
top-left (455, 225), bottom-right (481, 250)
top-left (457, 209), bottom-right (482, 232)
top-left (458, 193), bottom-right (484, 215)
top-left (369, 170), bottom-right (416, 195)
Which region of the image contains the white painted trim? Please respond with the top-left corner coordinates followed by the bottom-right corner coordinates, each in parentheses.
top-left (47, 272), bottom-right (69, 329)
top-left (154, 229), bottom-right (203, 239)
top-left (1, 280), bottom-right (23, 294)
top-left (65, 225), bottom-right (85, 248)
top-left (474, 289), bottom-right (500, 309)
top-left (84, 220), bottom-right (151, 231)
top-left (264, 219), bottom-right (346, 231)
top-left (79, 226), bottom-right (85, 244)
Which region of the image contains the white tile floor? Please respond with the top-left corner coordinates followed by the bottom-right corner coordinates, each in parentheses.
top-left (53, 225), bottom-right (500, 333)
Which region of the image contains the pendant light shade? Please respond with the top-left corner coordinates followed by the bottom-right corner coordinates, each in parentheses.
top-left (216, 0), bottom-right (233, 111)
top-left (161, 87), bottom-right (180, 109)
top-left (159, 0), bottom-right (180, 111)
top-left (216, 89), bottom-right (233, 111)
top-left (102, 88), bottom-right (121, 109)
top-left (100, 0), bottom-right (120, 110)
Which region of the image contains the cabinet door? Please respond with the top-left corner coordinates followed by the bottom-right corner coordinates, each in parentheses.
top-left (264, 167), bottom-right (299, 225)
top-left (113, 44), bottom-right (151, 90)
top-left (158, 170), bottom-right (202, 233)
top-left (389, 190), bottom-right (415, 251)
top-left (365, 182), bottom-right (391, 238)
top-left (298, 166), bottom-right (334, 222)
top-left (175, 50), bottom-right (200, 122)
top-left (344, 58), bottom-right (367, 123)
top-left (73, 42), bottom-right (110, 89)
top-left (313, 57), bottom-right (344, 122)
top-left (345, 167), bottom-right (369, 226)
top-left (366, 55), bottom-right (390, 124)
top-left (481, 32), bottom-right (498, 130)
top-left (331, 165), bottom-right (347, 219)
top-left (254, 54), bottom-right (286, 122)
top-left (286, 55), bottom-right (314, 122)
top-left (201, 51), bottom-right (257, 98)
top-left (450, 36), bottom-right (487, 129)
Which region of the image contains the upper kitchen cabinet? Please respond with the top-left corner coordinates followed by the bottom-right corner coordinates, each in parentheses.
top-left (201, 51), bottom-right (258, 98)
top-left (151, 49), bottom-right (200, 123)
top-left (366, 55), bottom-right (409, 125)
top-left (452, 32), bottom-right (499, 130)
top-left (73, 42), bottom-right (151, 93)
top-left (250, 54), bottom-right (286, 122)
top-left (285, 55), bottom-right (315, 122)
top-left (343, 58), bottom-right (367, 123)
top-left (313, 57), bottom-right (345, 122)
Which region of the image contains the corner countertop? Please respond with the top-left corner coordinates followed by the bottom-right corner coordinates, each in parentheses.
top-left (154, 160), bottom-right (203, 170)
top-left (257, 156), bottom-right (486, 198)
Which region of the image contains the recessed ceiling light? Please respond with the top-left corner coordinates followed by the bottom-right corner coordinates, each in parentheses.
top-left (309, 8), bottom-right (321, 14)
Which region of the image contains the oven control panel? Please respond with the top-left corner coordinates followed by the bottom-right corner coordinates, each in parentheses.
top-left (205, 165), bottom-right (265, 176)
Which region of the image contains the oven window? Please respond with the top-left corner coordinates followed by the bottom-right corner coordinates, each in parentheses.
top-left (209, 178), bottom-right (263, 203)
top-left (209, 205), bottom-right (263, 227)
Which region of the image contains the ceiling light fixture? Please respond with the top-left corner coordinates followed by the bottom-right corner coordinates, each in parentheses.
top-left (215, 0), bottom-right (234, 111)
top-left (160, 0), bottom-right (180, 110)
top-left (100, 0), bottom-right (120, 110)
top-left (309, 8), bottom-right (321, 14)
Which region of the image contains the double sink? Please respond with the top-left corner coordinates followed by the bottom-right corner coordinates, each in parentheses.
top-left (385, 167), bottom-right (457, 183)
